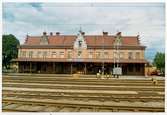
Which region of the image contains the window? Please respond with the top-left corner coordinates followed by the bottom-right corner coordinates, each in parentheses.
top-left (19, 51), bottom-right (22, 57)
top-left (113, 52), bottom-right (123, 59)
top-left (29, 51), bottom-right (33, 58)
top-left (60, 52), bottom-right (64, 58)
top-left (43, 51), bottom-right (47, 58)
top-left (128, 52), bottom-right (133, 59)
top-left (120, 52), bottom-right (124, 59)
top-left (96, 52), bottom-right (101, 58)
top-left (114, 51), bottom-right (120, 59)
top-left (52, 52), bottom-right (57, 58)
top-left (104, 52), bottom-right (108, 58)
top-left (37, 51), bottom-right (41, 58)
top-left (20, 51), bottom-right (22, 57)
top-left (136, 52), bottom-right (140, 59)
top-left (68, 51), bottom-right (72, 58)
top-left (22, 51), bottom-right (26, 57)
top-left (113, 52), bottom-right (117, 59)
top-left (89, 52), bottom-right (93, 58)
top-left (78, 51), bottom-right (82, 58)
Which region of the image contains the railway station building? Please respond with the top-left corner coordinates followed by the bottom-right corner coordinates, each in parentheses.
top-left (14, 30), bottom-right (148, 75)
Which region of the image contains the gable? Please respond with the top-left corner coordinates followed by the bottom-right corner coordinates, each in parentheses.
top-left (73, 31), bottom-right (87, 49)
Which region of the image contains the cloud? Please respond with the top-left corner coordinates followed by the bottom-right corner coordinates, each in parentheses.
top-left (2, 3), bottom-right (165, 61)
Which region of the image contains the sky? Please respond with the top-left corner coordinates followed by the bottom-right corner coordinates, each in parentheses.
top-left (2, 3), bottom-right (165, 62)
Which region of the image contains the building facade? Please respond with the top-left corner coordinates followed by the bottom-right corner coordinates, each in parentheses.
top-left (14, 30), bottom-right (148, 75)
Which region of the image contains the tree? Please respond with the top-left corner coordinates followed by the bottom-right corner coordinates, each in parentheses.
top-left (2, 34), bottom-right (20, 69)
top-left (153, 52), bottom-right (165, 73)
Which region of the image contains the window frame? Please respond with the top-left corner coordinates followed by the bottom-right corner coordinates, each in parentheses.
top-left (104, 52), bottom-right (108, 59)
top-left (43, 51), bottom-right (47, 58)
top-left (60, 52), bottom-right (64, 58)
top-left (88, 51), bottom-right (93, 58)
top-left (68, 51), bottom-right (72, 59)
top-left (51, 52), bottom-right (57, 58)
top-left (96, 52), bottom-right (101, 58)
top-left (37, 51), bottom-right (41, 58)
top-left (28, 51), bottom-right (33, 58)
top-left (128, 52), bottom-right (133, 59)
top-left (22, 51), bottom-right (26, 58)
top-left (136, 52), bottom-right (140, 59)
top-left (120, 52), bottom-right (124, 59)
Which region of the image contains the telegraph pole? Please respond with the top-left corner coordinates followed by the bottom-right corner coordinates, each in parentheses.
top-left (113, 32), bottom-right (121, 78)
top-left (116, 36), bottom-right (120, 68)
top-left (102, 31), bottom-right (105, 76)
top-left (114, 40), bottom-right (116, 69)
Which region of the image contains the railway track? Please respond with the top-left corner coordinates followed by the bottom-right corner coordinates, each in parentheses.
top-left (2, 74), bottom-right (165, 112)
top-left (2, 85), bottom-right (164, 104)
top-left (2, 97), bottom-right (164, 112)
top-left (2, 91), bottom-right (164, 102)
top-left (3, 76), bottom-right (164, 87)
top-left (2, 82), bottom-right (165, 91)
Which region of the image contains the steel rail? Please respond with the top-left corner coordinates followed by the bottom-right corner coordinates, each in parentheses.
top-left (2, 92), bottom-right (165, 102)
top-left (2, 99), bottom-right (164, 112)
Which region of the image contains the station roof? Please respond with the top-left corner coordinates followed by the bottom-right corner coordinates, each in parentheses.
top-left (23, 32), bottom-right (143, 48)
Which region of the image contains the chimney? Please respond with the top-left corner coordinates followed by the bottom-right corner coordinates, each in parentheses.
top-left (137, 35), bottom-right (140, 44)
top-left (26, 34), bottom-right (29, 38)
top-left (56, 32), bottom-right (60, 35)
top-left (43, 32), bottom-right (47, 36)
top-left (116, 32), bottom-right (121, 36)
top-left (81, 32), bottom-right (85, 36)
top-left (137, 35), bottom-right (140, 38)
top-left (50, 32), bottom-right (53, 36)
top-left (25, 34), bottom-right (29, 44)
top-left (103, 32), bottom-right (108, 36)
